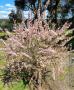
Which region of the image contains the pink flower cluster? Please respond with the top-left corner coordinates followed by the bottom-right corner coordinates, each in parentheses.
top-left (1, 19), bottom-right (71, 82)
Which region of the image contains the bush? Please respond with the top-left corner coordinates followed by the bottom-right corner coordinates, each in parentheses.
top-left (1, 19), bottom-right (72, 90)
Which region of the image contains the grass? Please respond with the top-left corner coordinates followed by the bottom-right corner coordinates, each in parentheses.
top-left (0, 41), bottom-right (7, 68)
top-left (0, 49), bottom-right (6, 72)
top-left (0, 32), bottom-right (16, 38)
top-left (0, 32), bottom-right (8, 37)
top-left (0, 80), bottom-right (28, 90)
top-left (58, 67), bottom-right (69, 81)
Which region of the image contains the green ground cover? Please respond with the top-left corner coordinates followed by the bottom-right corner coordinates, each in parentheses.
top-left (0, 80), bottom-right (28, 90)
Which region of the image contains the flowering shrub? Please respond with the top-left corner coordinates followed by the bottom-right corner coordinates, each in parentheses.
top-left (1, 19), bottom-right (72, 90)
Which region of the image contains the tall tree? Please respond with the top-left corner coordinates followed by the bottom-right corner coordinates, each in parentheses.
top-left (14, 0), bottom-right (51, 20)
top-left (14, 0), bottom-right (73, 26)
top-left (15, 0), bottom-right (25, 20)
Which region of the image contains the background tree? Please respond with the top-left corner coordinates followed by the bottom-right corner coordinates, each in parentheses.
top-left (14, 0), bottom-right (51, 19)
top-left (9, 10), bottom-right (16, 23)
top-left (14, 0), bottom-right (74, 27)
top-left (15, 0), bottom-right (25, 21)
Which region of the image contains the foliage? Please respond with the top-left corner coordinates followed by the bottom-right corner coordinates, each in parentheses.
top-left (65, 29), bottom-right (74, 36)
top-left (0, 19), bottom-right (13, 31)
top-left (14, 0), bottom-right (74, 25)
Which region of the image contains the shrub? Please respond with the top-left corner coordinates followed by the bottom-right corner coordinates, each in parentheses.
top-left (1, 19), bottom-right (72, 90)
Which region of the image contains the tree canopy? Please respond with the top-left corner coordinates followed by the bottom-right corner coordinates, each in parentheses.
top-left (13, 0), bottom-right (74, 27)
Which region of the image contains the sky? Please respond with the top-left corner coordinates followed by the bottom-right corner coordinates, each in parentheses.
top-left (0, 0), bottom-right (16, 19)
top-left (0, 0), bottom-right (31, 19)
